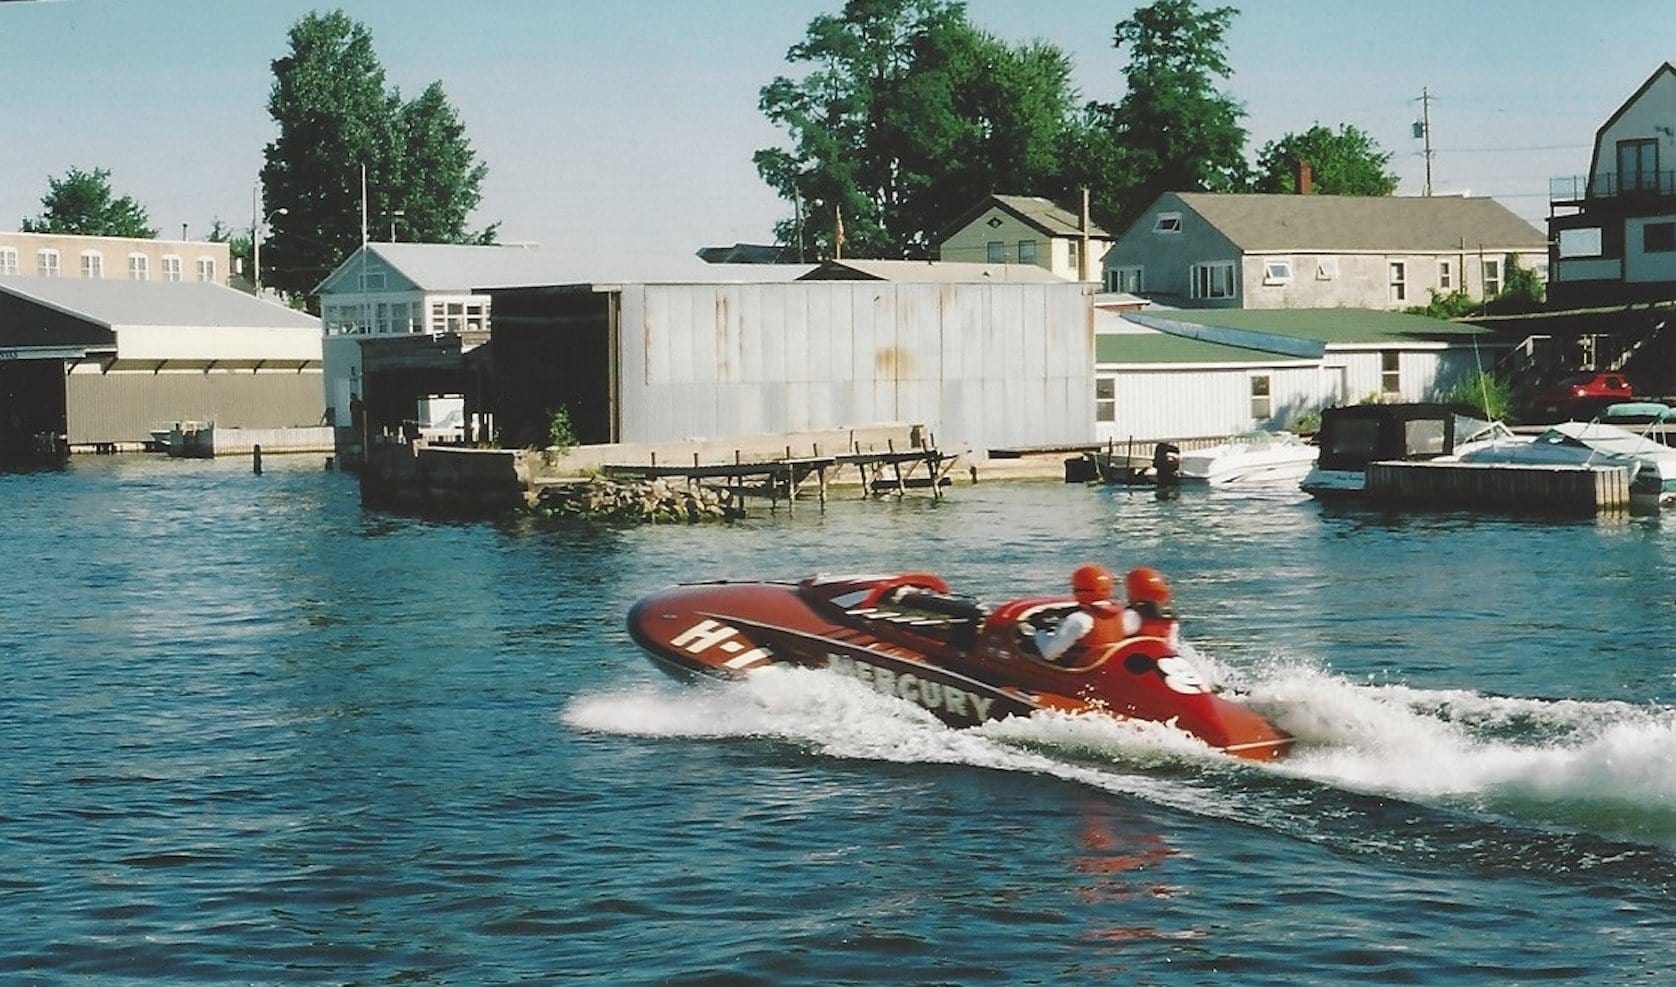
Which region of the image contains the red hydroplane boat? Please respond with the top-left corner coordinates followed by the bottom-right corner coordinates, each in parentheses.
top-left (627, 572), bottom-right (1292, 761)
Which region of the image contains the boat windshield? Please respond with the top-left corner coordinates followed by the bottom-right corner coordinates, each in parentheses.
top-left (1454, 415), bottom-right (1515, 445)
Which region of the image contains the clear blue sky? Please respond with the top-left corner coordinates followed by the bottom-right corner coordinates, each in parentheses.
top-left (2, 0), bottom-right (1671, 252)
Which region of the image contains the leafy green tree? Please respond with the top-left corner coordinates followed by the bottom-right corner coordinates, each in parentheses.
top-left (21, 167), bottom-right (156, 237)
top-left (756, 0), bottom-right (1080, 259)
top-left (1485, 253), bottom-right (1545, 313)
top-left (1080, 0), bottom-right (1248, 231)
top-left (204, 218), bottom-right (252, 283)
top-left (1251, 124), bottom-right (1398, 195)
top-left (1406, 287), bottom-right (1479, 319)
top-left (259, 11), bottom-right (494, 301)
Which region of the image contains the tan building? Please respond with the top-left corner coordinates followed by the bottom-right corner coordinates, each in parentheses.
top-left (1103, 192), bottom-right (1547, 310)
top-left (0, 231), bottom-right (230, 287)
top-left (938, 194), bottom-right (1111, 282)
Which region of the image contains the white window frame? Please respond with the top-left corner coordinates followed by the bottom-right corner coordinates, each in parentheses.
top-left (1438, 259), bottom-right (1453, 290)
top-left (1381, 351), bottom-right (1401, 396)
top-left (38, 249), bottom-right (60, 277)
top-left (1190, 261), bottom-right (1236, 300)
top-left (0, 247), bottom-right (16, 275)
top-left (1112, 265), bottom-right (1144, 294)
top-left (1095, 376), bottom-right (1116, 423)
top-left (196, 256), bottom-right (216, 282)
top-left (1389, 260), bottom-right (1407, 302)
top-left (1152, 212), bottom-right (1182, 234)
top-left (1249, 373), bottom-right (1273, 420)
top-left (80, 250), bottom-right (103, 278)
top-left (427, 295), bottom-right (490, 335)
top-left (161, 255), bottom-right (183, 282)
top-left (1481, 257), bottom-right (1501, 297)
top-left (1262, 258), bottom-right (1293, 286)
top-left (128, 253), bottom-right (149, 280)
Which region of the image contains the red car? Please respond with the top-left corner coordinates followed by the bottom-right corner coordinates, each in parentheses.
top-left (1530, 371), bottom-right (1634, 420)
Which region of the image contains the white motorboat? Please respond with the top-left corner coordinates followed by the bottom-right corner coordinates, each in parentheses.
top-left (1300, 403), bottom-right (1521, 500)
top-left (1178, 430), bottom-right (1319, 486)
top-left (1456, 419), bottom-right (1676, 504)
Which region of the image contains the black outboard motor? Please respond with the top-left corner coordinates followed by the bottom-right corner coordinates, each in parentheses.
top-left (1152, 442), bottom-right (1181, 488)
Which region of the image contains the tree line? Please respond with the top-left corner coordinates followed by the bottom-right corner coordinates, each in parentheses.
top-left (19, 0), bottom-right (1397, 304)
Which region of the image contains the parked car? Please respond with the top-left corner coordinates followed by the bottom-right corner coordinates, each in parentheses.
top-left (1528, 371), bottom-right (1634, 421)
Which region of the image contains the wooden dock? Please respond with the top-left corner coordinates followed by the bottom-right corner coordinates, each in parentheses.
top-left (602, 439), bottom-right (956, 511)
top-left (1364, 460), bottom-right (1635, 514)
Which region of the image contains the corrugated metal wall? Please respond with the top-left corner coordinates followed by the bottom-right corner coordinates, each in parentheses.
top-left (65, 370), bottom-right (326, 444)
top-left (620, 281), bottom-right (1093, 450)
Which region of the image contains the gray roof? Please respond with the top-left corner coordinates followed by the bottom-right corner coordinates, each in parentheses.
top-left (1170, 193), bottom-right (1546, 252)
top-left (799, 258), bottom-right (1069, 283)
top-left (327, 243), bottom-right (815, 293)
top-left (0, 275), bottom-right (319, 329)
top-left (992, 195), bottom-right (1109, 237)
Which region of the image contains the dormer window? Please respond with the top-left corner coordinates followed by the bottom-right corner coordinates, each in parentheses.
top-left (1152, 212), bottom-right (1182, 234)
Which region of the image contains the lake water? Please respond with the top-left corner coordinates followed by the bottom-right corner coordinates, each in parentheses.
top-left (3, 454), bottom-right (1674, 984)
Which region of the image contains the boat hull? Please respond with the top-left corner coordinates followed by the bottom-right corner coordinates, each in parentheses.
top-left (628, 576), bottom-right (1293, 760)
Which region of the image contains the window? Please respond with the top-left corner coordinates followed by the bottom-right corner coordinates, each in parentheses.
top-left (1249, 374), bottom-right (1272, 420)
top-left (196, 257), bottom-right (216, 282)
top-left (0, 247), bottom-right (15, 275)
top-left (1381, 351), bottom-right (1401, 396)
top-left (1017, 239), bottom-right (1037, 264)
top-left (1644, 222), bottom-right (1676, 253)
top-left (1190, 261), bottom-right (1236, 299)
top-left (1389, 261), bottom-right (1406, 302)
top-left (1262, 258), bottom-right (1292, 286)
top-left (1558, 227), bottom-right (1603, 258)
top-left (1617, 138), bottom-right (1659, 194)
top-left (1438, 259), bottom-right (1453, 290)
top-left (80, 250), bottom-right (103, 278)
top-left (359, 270), bottom-right (386, 290)
top-left (1111, 266), bottom-right (1144, 293)
top-left (1314, 257), bottom-right (1338, 281)
top-left (1152, 212), bottom-right (1182, 233)
top-left (1481, 257), bottom-right (1501, 297)
top-left (1068, 239), bottom-right (1081, 276)
top-left (428, 297), bottom-right (490, 334)
top-left (986, 241), bottom-right (1005, 263)
top-left (161, 255), bottom-right (182, 282)
top-left (128, 253), bottom-right (149, 280)
top-left (37, 249), bottom-right (60, 277)
top-left (1095, 377), bottom-right (1116, 423)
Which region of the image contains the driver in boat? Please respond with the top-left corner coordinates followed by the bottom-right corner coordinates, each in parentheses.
top-left (1034, 563), bottom-right (1127, 663)
top-left (1035, 565), bottom-right (1186, 664)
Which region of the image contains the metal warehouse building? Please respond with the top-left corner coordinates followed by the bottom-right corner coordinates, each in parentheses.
top-left (0, 276), bottom-right (323, 454)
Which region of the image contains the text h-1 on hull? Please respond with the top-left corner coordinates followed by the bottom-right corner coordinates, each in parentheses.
top-left (627, 571), bottom-right (1292, 761)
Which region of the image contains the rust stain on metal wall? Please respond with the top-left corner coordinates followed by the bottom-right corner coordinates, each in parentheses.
top-left (875, 345), bottom-right (915, 379)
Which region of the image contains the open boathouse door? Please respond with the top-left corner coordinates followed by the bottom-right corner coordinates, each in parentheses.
top-left (483, 285), bottom-right (617, 449)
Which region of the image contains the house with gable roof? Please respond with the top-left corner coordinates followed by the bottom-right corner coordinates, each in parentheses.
top-left (1102, 192), bottom-right (1546, 311)
top-left (938, 194), bottom-right (1111, 282)
top-left (1547, 61), bottom-right (1676, 308)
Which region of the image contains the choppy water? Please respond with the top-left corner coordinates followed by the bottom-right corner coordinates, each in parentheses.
top-left (3, 455), bottom-right (1674, 984)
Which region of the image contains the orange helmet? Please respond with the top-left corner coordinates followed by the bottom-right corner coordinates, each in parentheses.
top-left (1125, 567), bottom-right (1172, 604)
top-left (1071, 563), bottom-right (1114, 603)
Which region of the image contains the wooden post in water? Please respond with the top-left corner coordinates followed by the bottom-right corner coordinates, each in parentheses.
top-left (252, 444), bottom-right (263, 475)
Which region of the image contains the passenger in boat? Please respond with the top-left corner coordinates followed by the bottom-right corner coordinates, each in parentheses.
top-left (1034, 563), bottom-right (1126, 663)
top-left (1122, 567), bottom-right (1178, 644)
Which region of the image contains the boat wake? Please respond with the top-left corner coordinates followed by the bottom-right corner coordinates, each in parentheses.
top-left (564, 654), bottom-right (1676, 863)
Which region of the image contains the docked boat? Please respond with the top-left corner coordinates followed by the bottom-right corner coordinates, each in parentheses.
top-left (1178, 430), bottom-right (1319, 486)
top-left (1300, 403), bottom-right (1519, 500)
top-left (1456, 419), bottom-right (1676, 504)
top-left (627, 571), bottom-right (1293, 760)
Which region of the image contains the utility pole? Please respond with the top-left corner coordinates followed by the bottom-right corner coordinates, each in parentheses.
top-left (1414, 86), bottom-right (1435, 197)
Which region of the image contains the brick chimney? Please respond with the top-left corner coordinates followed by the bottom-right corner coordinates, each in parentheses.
top-left (1296, 160), bottom-right (1314, 195)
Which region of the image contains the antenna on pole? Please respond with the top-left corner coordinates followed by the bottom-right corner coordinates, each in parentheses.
top-left (1413, 86), bottom-right (1435, 197)
top-left (360, 164), bottom-right (369, 245)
